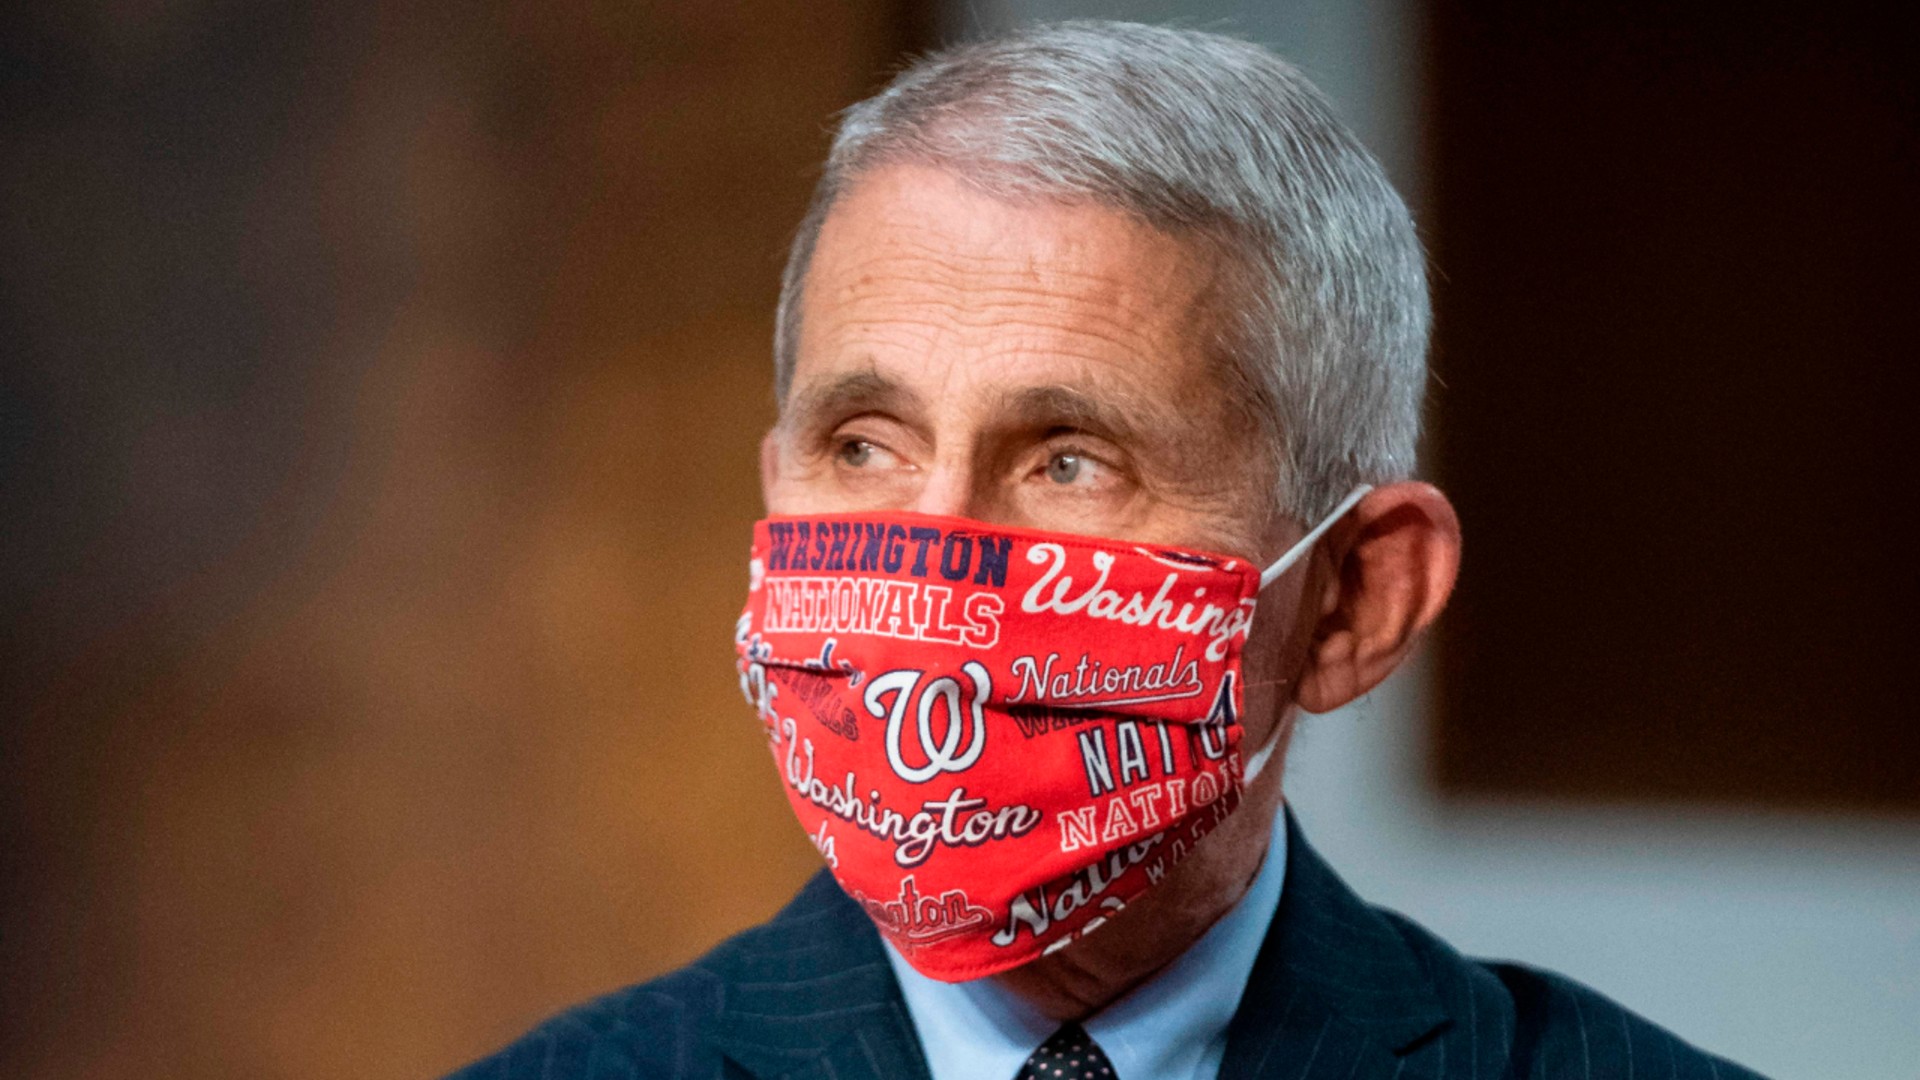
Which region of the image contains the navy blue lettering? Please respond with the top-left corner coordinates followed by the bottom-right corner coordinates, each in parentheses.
top-left (938, 534), bottom-right (973, 581)
top-left (973, 536), bottom-right (1012, 587)
top-left (768, 522), bottom-right (794, 570)
top-left (882, 525), bottom-right (908, 573)
top-left (1078, 728), bottom-right (1116, 798)
top-left (858, 523), bottom-right (884, 571)
top-left (1116, 721), bottom-right (1149, 786)
top-left (1192, 674), bottom-right (1236, 761)
top-left (826, 521), bottom-right (850, 570)
top-left (907, 527), bottom-right (941, 577)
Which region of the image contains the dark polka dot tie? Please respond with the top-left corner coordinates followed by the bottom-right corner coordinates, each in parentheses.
top-left (1016, 1021), bottom-right (1116, 1079)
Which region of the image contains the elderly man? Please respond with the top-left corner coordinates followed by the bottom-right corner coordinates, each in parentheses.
top-left (453, 21), bottom-right (1764, 1080)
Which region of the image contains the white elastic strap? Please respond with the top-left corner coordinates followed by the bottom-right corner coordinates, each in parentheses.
top-left (1242, 726), bottom-right (1284, 783)
top-left (1241, 484), bottom-right (1374, 783)
top-left (1257, 484), bottom-right (1373, 589)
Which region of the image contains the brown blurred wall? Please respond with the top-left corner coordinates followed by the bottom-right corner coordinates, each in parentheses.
top-left (1, 4), bottom-right (924, 1077)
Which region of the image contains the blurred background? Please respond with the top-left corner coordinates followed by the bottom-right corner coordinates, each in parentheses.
top-left (2, 2), bottom-right (1914, 1078)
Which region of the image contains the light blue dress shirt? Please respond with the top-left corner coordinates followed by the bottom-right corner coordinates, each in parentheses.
top-left (884, 805), bottom-right (1289, 1080)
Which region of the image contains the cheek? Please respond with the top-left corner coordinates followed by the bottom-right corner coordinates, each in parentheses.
top-left (1236, 577), bottom-right (1311, 738)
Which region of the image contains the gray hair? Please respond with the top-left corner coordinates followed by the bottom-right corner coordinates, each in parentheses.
top-left (773, 20), bottom-right (1429, 521)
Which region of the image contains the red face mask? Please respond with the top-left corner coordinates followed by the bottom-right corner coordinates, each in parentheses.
top-left (733, 490), bottom-right (1367, 982)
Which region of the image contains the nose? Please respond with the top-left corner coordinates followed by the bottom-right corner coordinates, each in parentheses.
top-left (909, 455), bottom-right (991, 521)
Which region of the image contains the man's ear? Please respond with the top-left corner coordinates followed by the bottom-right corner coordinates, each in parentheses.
top-left (1294, 482), bottom-right (1461, 714)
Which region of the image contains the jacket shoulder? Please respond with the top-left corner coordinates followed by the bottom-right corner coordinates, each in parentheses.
top-left (443, 959), bottom-right (732, 1080)
top-left (1375, 908), bottom-right (1771, 1080)
top-left (443, 880), bottom-right (841, 1080)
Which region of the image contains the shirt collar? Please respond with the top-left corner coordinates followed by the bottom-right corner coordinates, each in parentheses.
top-left (885, 805), bottom-right (1289, 1080)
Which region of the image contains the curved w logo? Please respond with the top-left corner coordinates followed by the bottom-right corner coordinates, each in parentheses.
top-left (864, 664), bottom-right (991, 783)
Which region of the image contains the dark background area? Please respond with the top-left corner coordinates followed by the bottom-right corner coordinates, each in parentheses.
top-left (2, 3), bottom-right (924, 1075)
top-left (1427, 0), bottom-right (1920, 809)
top-left (2, 2), bottom-right (1914, 1077)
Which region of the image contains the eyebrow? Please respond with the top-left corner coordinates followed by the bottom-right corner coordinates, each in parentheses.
top-left (987, 384), bottom-right (1179, 449)
top-left (991, 383), bottom-right (1230, 492)
top-left (777, 367), bottom-right (1193, 455)
top-left (778, 368), bottom-right (924, 437)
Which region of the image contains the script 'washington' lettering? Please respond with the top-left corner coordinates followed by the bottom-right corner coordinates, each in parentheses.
top-left (855, 875), bottom-right (995, 948)
top-left (1021, 543), bottom-right (1256, 660)
top-left (780, 717), bottom-right (1043, 868)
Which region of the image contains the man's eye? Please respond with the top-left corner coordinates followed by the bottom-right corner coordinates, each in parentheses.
top-left (1044, 451), bottom-right (1090, 485)
top-left (838, 439), bottom-right (877, 467)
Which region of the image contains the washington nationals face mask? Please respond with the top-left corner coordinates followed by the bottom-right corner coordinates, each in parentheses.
top-left (733, 487), bottom-right (1369, 982)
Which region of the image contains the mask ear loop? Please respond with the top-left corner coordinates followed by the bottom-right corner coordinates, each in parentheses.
top-left (1257, 484), bottom-right (1374, 590)
top-left (1243, 484), bottom-right (1374, 783)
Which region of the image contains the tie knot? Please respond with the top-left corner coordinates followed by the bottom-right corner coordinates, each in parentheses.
top-left (1017, 1021), bottom-right (1115, 1080)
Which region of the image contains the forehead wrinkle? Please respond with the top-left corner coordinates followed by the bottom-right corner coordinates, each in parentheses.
top-left (850, 232), bottom-right (1173, 299)
top-left (821, 246), bottom-right (1206, 363)
top-left (830, 246), bottom-right (1157, 302)
top-left (815, 289), bottom-right (1196, 390)
top-left (825, 289), bottom-right (1174, 367)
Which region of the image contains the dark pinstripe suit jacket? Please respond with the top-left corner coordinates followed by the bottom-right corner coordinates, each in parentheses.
top-left (450, 813), bottom-right (1768, 1079)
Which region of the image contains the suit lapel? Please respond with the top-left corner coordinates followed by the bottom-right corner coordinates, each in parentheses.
top-left (1220, 810), bottom-right (1451, 1080)
top-left (707, 813), bottom-right (1451, 1080)
top-left (702, 872), bottom-right (932, 1080)
top-left (746, 1008), bottom-right (930, 1080)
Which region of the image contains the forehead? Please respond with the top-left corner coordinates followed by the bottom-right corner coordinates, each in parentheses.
top-left (793, 163), bottom-right (1232, 415)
